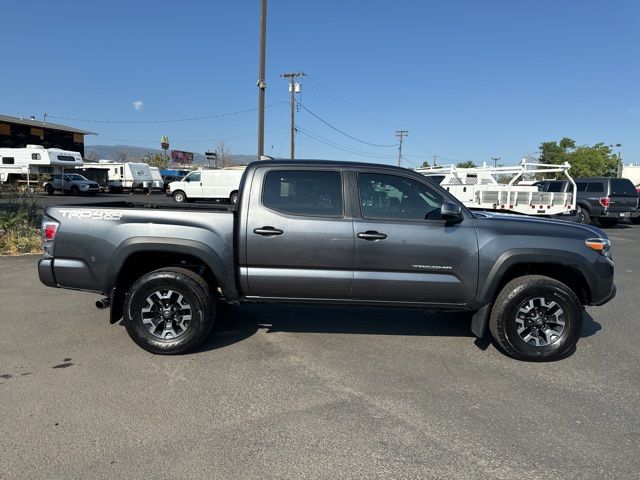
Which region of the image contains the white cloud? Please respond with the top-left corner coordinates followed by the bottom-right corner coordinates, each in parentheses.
top-left (132, 100), bottom-right (144, 111)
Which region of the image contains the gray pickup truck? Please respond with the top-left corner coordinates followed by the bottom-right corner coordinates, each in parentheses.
top-left (38, 160), bottom-right (616, 360)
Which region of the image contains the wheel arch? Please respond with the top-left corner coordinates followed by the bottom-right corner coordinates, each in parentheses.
top-left (105, 238), bottom-right (238, 323)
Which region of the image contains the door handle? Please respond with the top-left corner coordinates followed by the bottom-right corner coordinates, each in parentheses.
top-left (357, 230), bottom-right (387, 240)
top-left (253, 226), bottom-right (284, 236)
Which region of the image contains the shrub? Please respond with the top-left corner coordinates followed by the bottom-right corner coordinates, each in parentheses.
top-left (0, 187), bottom-right (42, 255)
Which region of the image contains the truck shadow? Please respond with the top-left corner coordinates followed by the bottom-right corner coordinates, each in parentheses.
top-left (197, 303), bottom-right (602, 355)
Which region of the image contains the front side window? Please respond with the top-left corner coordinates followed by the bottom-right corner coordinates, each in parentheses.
top-left (2, 157), bottom-right (14, 165)
top-left (576, 183), bottom-right (588, 192)
top-left (262, 170), bottom-right (343, 216)
top-left (185, 172), bottom-right (201, 182)
top-left (358, 173), bottom-right (444, 221)
top-left (546, 182), bottom-right (565, 193)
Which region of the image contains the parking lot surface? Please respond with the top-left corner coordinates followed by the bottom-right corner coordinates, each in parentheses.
top-left (1, 224), bottom-right (638, 479)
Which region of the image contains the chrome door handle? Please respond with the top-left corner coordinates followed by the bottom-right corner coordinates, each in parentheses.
top-left (253, 226), bottom-right (284, 236)
top-left (357, 231), bottom-right (387, 240)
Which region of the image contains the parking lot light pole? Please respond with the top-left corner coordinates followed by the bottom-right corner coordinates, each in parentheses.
top-left (257, 0), bottom-right (267, 159)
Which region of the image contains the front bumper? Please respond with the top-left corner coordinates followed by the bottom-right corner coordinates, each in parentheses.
top-left (594, 284), bottom-right (616, 306)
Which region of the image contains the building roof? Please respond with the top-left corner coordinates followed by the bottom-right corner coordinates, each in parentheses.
top-left (0, 114), bottom-right (96, 135)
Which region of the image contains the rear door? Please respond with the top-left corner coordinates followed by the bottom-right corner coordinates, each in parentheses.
top-left (608, 178), bottom-right (639, 215)
top-left (351, 170), bottom-right (478, 305)
top-left (243, 167), bottom-right (354, 299)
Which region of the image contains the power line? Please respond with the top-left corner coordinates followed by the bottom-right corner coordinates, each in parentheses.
top-left (297, 126), bottom-right (396, 160)
top-left (46, 102), bottom-right (288, 124)
top-left (299, 103), bottom-right (396, 148)
top-left (304, 77), bottom-right (399, 129)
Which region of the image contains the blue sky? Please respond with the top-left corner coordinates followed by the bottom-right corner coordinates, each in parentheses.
top-left (2, 0), bottom-right (639, 167)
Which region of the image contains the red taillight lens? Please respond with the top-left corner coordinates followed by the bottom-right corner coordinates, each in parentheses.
top-left (599, 197), bottom-right (611, 208)
top-left (44, 223), bottom-right (57, 241)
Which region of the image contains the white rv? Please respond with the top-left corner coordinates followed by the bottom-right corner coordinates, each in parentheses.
top-left (91, 161), bottom-right (154, 192)
top-left (622, 164), bottom-right (640, 187)
top-left (0, 145), bottom-right (83, 183)
top-left (168, 167), bottom-right (245, 204)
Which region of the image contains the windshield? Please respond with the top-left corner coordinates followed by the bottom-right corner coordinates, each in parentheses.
top-left (64, 174), bottom-right (89, 181)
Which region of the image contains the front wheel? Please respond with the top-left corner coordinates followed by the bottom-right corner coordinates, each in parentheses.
top-left (489, 275), bottom-right (582, 361)
top-left (45, 184), bottom-right (54, 196)
top-left (172, 190), bottom-right (187, 203)
top-left (123, 268), bottom-right (216, 354)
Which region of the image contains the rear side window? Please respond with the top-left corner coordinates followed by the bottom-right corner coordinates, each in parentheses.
top-left (610, 178), bottom-right (637, 196)
top-left (586, 182), bottom-right (604, 193)
top-left (2, 157), bottom-right (14, 165)
top-left (576, 183), bottom-right (588, 192)
top-left (32, 153), bottom-right (41, 160)
top-left (263, 170), bottom-right (343, 216)
top-left (57, 155), bottom-right (76, 162)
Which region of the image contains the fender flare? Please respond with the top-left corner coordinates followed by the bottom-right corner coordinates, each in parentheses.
top-left (104, 236), bottom-right (238, 300)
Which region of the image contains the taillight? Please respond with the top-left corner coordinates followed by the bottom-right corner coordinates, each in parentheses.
top-left (599, 197), bottom-right (610, 208)
top-left (41, 216), bottom-right (59, 257)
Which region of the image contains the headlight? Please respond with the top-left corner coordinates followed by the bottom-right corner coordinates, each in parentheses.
top-left (80, 184), bottom-right (89, 190)
top-left (585, 238), bottom-right (611, 258)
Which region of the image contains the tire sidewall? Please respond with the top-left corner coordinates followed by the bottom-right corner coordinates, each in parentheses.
top-left (501, 281), bottom-right (582, 360)
top-left (124, 271), bottom-right (212, 354)
top-left (173, 190), bottom-right (186, 203)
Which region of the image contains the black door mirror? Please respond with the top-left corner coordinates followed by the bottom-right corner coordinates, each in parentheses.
top-left (440, 201), bottom-right (463, 223)
top-left (185, 177), bottom-right (191, 182)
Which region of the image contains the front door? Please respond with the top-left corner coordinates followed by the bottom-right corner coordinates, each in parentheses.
top-left (352, 171), bottom-right (478, 305)
top-left (244, 168), bottom-right (354, 299)
top-left (183, 171), bottom-right (203, 198)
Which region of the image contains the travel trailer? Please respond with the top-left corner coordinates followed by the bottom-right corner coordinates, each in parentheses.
top-left (91, 161), bottom-right (154, 192)
top-left (168, 167), bottom-right (245, 203)
top-left (148, 166), bottom-right (165, 191)
top-left (0, 145), bottom-right (83, 183)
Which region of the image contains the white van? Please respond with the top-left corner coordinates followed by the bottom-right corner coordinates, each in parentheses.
top-left (168, 167), bottom-right (245, 204)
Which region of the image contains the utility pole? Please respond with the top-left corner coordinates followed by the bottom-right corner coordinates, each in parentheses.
top-left (281, 71), bottom-right (305, 159)
top-left (395, 130), bottom-right (409, 167)
top-left (431, 155), bottom-right (440, 167)
top-left (257, 0), bottom-right (267, 159)
top-left (491, 156), bottom-right (501, 168)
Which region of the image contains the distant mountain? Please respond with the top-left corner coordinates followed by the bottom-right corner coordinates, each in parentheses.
top-left (84, 144), bottom-right (258, 166)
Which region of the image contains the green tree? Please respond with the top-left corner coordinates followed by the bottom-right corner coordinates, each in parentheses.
top-left (141, 152), bottom-right (168, 169)
top-left (538, 137), bottom-right (618, 177)
top-left (456, 160), bottom-right (477, 168)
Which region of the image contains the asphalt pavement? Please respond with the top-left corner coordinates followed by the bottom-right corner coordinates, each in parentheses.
top-left (0, 225), bottom-right (639, 479)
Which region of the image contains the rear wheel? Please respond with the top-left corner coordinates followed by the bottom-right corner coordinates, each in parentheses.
top-left (172, 190), bottom-right (187, 203)
top-left (631, 215), bottom-right (640, 225)
top-left (45, 184), bottom-right (54, 196)
top-left (576, 206), bottom-right (591, 224)
top-left (599, 218), bottom-right (619, 228)
top-left (71, 185), bottom-right (80, 196)
top-left (489, 275), bottom-right (582, 361)
top-left (123, 268), bottom-right (215, 354)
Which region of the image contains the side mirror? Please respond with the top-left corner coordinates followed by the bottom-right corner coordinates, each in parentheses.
top-left (184, 177), bottom-right (190, 182)
top-left (440, 201), bottom-right (463, 223)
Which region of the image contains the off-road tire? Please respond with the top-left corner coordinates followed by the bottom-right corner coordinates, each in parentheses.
top-left (489, 275), bottom-right (582, 361)
top-left (124, 267), bottom-right (216, 354)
